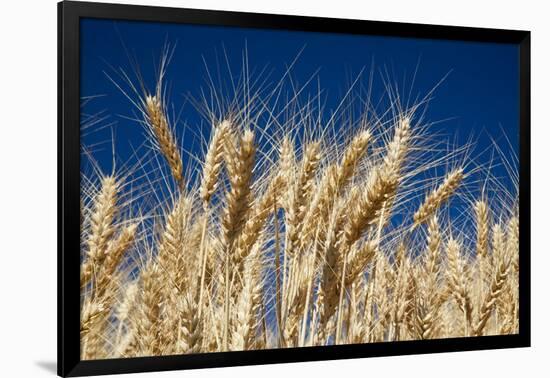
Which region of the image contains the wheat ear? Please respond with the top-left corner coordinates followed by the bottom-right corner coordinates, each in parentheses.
top-left (474, 200), bottom-right (491, 291)
top-left (336, 130), bottom-right (372, 188)
top-left (157, 196), bottom-right (192, 290)
top-left (156, 196), bottom-right (194, 352)
top-left (344, 118), bottom-right (410, 246)
top-left (114, 281), bottom-right (139, 355)
top-left (413, 168), bottom-right (464, 227)
top-left (235, 174), bottom-right (284, 269)
top-left (230, 250), bottom-right (262, 350)
top-left (319, 119), bottom-right (410, 341)
top-left (507, 216), bottom-right (519, 273)
top-left (221, 129), bottom-right (256, 350)
top-left (300, 130), bottom-right (371, 251)
top-left (135, 262), bottom-right (163, 356)
top-left (81, 176), bottom-right (118, 289)
top-left (145, 95), bottom-right (184, 185)
top-left (281, 141), bottom-right (321, 339)
top-left (285, 141), bottom-right (321, 258)
top-left (389, 244), bottom-right (411, 341)
top-left (475, 200), bottom-right (489, 258)
top-left (196, 120), bottom-right (230, 314)
top-left (94, 224), bottom-right (138, 298)
top-left (278, 136), bottom-right (295, 208)
top-left (316, 196), bottom-right (349, 338)
top-left (345, 241), bottom-right (377, 287)
top-left (221, 129), bottom-right (256, 249)
top-left (499, 217), bottom-right (519, 333)
top-left (446, 238), bottom-right (473, 336)
top-left (176, 292), bottom-right (203, 353)
top-left (343, 168), bottom-right (397, 247)
top-left (200, 120), bottom-right (231, 206)
top-left (80, 300), bottom-right (107, 359)
top-left (473, 257), bottom-right (510, 336)
top-left (416, 216), bottom-right (442, 339)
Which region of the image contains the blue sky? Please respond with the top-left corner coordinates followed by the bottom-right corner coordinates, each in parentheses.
top-left (80, 17), bottom-right (519, 196)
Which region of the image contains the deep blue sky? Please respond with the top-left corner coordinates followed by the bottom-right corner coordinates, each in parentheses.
top-left (80, 18), bottom-right (519, 193)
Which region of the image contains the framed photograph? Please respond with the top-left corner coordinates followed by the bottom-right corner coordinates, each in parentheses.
top-left (58, 1), bottom-right (530, 376)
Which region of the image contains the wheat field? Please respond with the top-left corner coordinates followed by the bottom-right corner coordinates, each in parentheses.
top-left (79, 60), bottom-right (519, 360)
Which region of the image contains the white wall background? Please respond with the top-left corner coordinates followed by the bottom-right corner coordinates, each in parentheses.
top-left (0, 0), bottom-right (547, 376)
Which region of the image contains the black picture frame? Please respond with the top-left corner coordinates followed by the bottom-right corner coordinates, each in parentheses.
top-left (58, 1), bottom-right (531, 376)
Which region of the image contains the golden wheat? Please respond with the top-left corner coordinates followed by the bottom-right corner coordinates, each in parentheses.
top-left (79, 68), bottom-right (520, 359)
